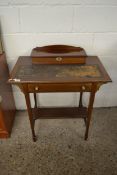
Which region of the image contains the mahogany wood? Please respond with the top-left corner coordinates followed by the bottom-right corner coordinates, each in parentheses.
top-left (32, 57), bottom-right (86, 65)
top-left (9, 56), bottom-right (111, 84)
top-left (31, 45), bottom-right (87, 64)
top-left (79, 92), bottom-right (83, 107)
top-left (0, 53), bottom-right (16, 138)
top-left (33, 93), bottom-right (37, 108)
top-left (85, 85), bottom-right (96, 140)
top-left (32, 107), bottom-right (87, 120)
top-left (24, 92), bottom-right (36, 142)
top-left (9, 55), bottom-right (111, 141)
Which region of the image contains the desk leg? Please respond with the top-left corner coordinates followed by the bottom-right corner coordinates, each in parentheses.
top-left (79, 92), bottom-right (83, 107)
top-left (79, 92), bottom-right (87, 125)
top-left (24, 92), bottom-right (36, 142)
top-left (34, 93), bottom-right (37, 108)
top-left (85, 91), bottom-right (96, 140)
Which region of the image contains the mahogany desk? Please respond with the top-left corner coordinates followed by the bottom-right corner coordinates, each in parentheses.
top-left (9, 56), bottom-right (111, 141)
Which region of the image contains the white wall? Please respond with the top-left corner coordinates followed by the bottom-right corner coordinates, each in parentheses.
top-left (0, 0), bottom-right (117, 109)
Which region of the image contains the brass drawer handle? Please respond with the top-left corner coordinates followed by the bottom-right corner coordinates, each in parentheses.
top-left (35, 86), bottom-right (39, 91)
top-left (56, 57), bottom-right (62, 61)
top-left (82, 86), bottom-right (86, 90)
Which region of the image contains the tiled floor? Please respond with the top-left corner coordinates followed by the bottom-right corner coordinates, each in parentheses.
top-left (0, 108), bottom-right (117, 175)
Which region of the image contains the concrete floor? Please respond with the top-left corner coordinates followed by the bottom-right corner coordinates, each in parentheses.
top-left (0, 107), bottom-right (117, 175)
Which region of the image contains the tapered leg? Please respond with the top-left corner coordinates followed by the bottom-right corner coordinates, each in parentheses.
top-left (79, 92), bottom-right (83, 108)
top-left (24, 92), bottom-right (37, 142)
top-left (85, 90), bottom-right (96, 140)
top-left (79, 92), bottom-right (87, 125)
top-left (33, 93), bottom-right (37, 108)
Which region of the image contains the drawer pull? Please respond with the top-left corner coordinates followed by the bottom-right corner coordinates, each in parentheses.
top-left (56, 57), bottom-right (62, 61)
top-left (82, 86), bottom-right (86, 90)
top-left (35, 86), bottom-right (39, 91)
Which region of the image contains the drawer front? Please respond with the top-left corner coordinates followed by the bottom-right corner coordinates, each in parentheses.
top-left (32, 57), bottom-right (85, 64)
top-left (28, 83), bottom-right (92, 92)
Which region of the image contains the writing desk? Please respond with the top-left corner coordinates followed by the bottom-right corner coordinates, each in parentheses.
top-left (9, 56), bottom-right (111, 141)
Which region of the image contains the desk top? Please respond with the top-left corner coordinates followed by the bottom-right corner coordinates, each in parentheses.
top-left (9, 56), bottom-right (111, 84)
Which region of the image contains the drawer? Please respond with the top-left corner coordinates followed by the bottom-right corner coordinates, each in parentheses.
top-left (31, 45), bottom-right (86, 65)
top-left (32, 56), bottom-right (86, 65)
top-left (28, 83), bottom-right (92, 92)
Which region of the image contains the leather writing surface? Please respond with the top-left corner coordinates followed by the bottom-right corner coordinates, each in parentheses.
top-left (9, 56), bottom-right (112, 84)
top-left (16, 64), bottom-right (101, 79)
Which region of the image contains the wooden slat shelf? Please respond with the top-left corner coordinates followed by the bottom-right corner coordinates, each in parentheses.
top-left (32, 107), bottom-right (87, 120)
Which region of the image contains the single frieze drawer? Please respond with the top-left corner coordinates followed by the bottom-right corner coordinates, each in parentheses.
top-left (28, 83), bottom-right (92, 93)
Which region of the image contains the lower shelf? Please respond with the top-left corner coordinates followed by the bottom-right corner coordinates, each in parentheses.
top-left (32, 107), bottom-right (87, 120)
